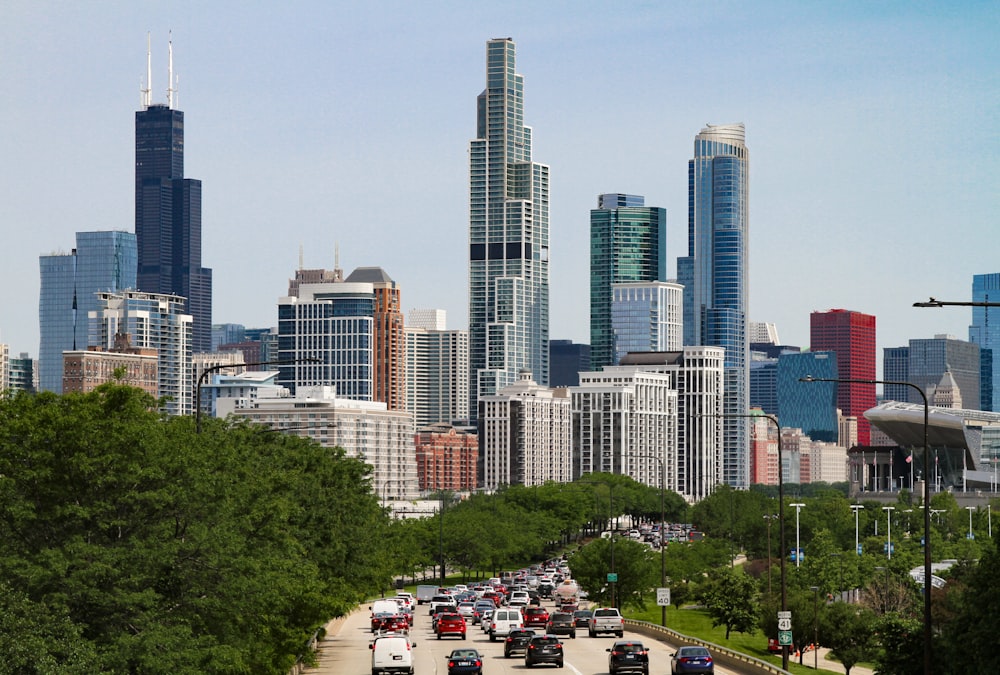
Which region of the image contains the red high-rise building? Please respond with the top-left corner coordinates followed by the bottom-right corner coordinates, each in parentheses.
top-left (810, 309), bottom-right (876, 445)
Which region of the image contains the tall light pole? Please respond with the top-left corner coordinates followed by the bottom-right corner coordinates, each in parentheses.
top-left (790, 503), bottom-right (806, 568)
top-left (883, 506), bottom-right (895, 559)
top-left (632, 453), bottom-right (667, 627)
top-left (699, 411), bottom-right (790, 670)
top-left (195, 357), bottom-right (320, 433)
top-left (850, 504), bottom-right (864, 556)
top-left (966, 505), bottom-right (976, 540)
top-left (801, 375), bottom-right (932, 674)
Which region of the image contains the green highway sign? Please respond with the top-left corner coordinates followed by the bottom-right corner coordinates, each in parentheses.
top-left (778, 630), bottom-right (793, 646)
top-left (607, 573), bottom-right (618, 583)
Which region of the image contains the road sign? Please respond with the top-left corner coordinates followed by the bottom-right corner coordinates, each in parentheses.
top-left (777, 618), bottom-right (792, 631)
top-left (777, 611), bottom-right (791, 620)
top-left (607, 573), bottom-right (618, 583)
top-left (656, 587), bottom-right (671, 606)
top-left (778, 630), bottom-right (793, 646)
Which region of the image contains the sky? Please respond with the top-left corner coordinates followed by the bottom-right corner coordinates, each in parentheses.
top-left (1, 1), bottom-right (998, 371)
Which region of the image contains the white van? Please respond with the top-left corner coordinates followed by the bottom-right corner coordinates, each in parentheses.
top-left (488, 608), bottom-right (523, 641)
top-left (370, 634), bottom-right (415, 675)
top-left (370, 599), bottom-right (402, 616)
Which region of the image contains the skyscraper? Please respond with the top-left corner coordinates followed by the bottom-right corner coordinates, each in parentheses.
top-left (970, 273), bottom-right (1000, 411)
top-left (810, 309), bottom-right (876, 445)
top-left (468, 37), bottom-right (550, 421)
top-left (610, 281), bottom-right (683, 363)
top-left (38, 230), bottom-right (137, 393)
top-left (677, 124), bottom-right (750, 488)
top-left (590, 193), bottom-right (667, 369)
top-left (405, 310), bottom-right (469, 428)
top-left (134, 37), bottom-right (212, 353)
top-left (346, 267), bottom-right (405, 411)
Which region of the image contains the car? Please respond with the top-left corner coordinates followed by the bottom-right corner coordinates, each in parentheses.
top-left (503, 628), bottom-right (537, 657)
top-left (457, 602), bottom-right (477, 620)
top-left (488, 608), bottom-right (524, 642)
top-left (446, 647), bottom-right (483, 675)
top-left (670, 646), bottom-right (714, 674)
top-left (370, 633), bottom-right (416, 675)
top-left (380, 614), bottom-right (410, 635)
top-left (546, 611), bottom-right (576, 638)
top-left (371, 612), bottom-right (397, 633)
top-left (524, 634), bottom-right (564, 668)
top-left (479, 607), bottom-right (495, 632)
top-left (588, 607), bottom-right (624, 637)
top-left (572, 609), bottom-right (593, 628)
top-left (436, 613), bottom-right (467, 640)
top-left (607, 640), bottom-right (649, 674)
top-left (523, 606), bottom-right (550, 628)
top-left (430, 594), bottom-right (458, 615)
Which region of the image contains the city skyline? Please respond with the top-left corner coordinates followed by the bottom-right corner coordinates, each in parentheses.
top-left (1, 3), bottom-right (997, 371)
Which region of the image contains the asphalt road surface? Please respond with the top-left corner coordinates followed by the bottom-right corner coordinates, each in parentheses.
top-left (306, 600), bottom-right (744, 675)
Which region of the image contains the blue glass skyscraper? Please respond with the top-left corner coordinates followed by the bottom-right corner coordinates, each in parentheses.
top-left (776, 351), bottom-right (838, 442)
top-left (677, 124), bottom-right (750, 487)
top-left (38, 231), bottom-right (137, 393)
top-left (468, 38), bottom-right (550, 420)
top-left (970, 273), bottom-right (1000, 411)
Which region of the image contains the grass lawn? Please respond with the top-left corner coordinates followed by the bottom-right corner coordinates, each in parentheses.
top-left (626, 603), bottom-right (847, 675)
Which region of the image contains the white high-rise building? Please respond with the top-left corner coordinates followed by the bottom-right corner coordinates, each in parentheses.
top-left (232, 386), bottom-right (418, 501)
top-left (468, 38), bottom-right (550, 420)
top-left (611, 281), bottom-right (683, 363)
top-left (571, 368), bottom-right (678, 491)
top-left (405, 310), bottom-right (469, 427)
top-left (479, 370), bottom-right (571, 490)
top-left (0, 341), bottom-right (9, 394)
top-left (89, 290), bottom-right (192, 416)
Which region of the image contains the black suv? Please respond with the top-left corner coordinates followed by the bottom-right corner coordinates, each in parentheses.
top-left (607, 640), bottom-right (649, 675)
top-left (503, 629), bottom-right (536, 658)
top-left (546, 612), bottom-right (576, 638)
top-left (524, 634), bottom-right (564, 668)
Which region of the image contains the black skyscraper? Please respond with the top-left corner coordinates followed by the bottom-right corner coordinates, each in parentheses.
top-left (135, 101), bottom-right (212, 353)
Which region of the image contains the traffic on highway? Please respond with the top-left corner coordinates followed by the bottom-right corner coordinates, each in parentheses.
top-left (308, 558), bottom-right (738, 675)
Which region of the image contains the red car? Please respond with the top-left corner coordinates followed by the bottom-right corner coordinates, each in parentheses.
top-left (436, 613), bottom-right (467, 640)
top-left (522, 606), bottom-right (550, 629)
top-left (381, 614), bottom-right (409, 634)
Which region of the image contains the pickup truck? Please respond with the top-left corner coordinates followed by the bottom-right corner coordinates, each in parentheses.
top-left (588, 607), bottom-right (624, 637)
top-left (429, 594), bottom-right (457, 616)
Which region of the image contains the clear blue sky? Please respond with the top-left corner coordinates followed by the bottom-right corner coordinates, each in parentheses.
top-left (2, 1), bottom-right (997, 367)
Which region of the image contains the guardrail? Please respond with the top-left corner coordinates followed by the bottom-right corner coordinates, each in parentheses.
top-left (624, 619), bottom-right (792, 675)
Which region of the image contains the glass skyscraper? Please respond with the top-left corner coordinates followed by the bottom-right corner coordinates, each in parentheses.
top-left (610, 281), bottom-right (682, 363)
top-left (590, 193), bottom-right (667, 370)
top-left (677, 124), bottom-right (750, 488)
top-left (135, 88), bottom-right (212, 354)
top-left (810, 309), bottom-right (876, 445)
top-left (468, 38), bottom-right (549, 420)
top-left (776, 351), bottom-right (839, 442)
top-left (38, 231), bottom-right (137, 393)
top-left (970, 273), bottom-right (1000, 411)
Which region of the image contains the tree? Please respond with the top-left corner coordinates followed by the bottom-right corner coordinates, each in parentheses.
top-left (819, 601), bottom-right (879, 675)
top-left (700, 566), bottom-right (759, 640)
top-left (567, 537), bottom-right (657, 609)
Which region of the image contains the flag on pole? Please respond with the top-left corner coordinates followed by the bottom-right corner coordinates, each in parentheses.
top-left (906, 454), bottom-right (912, 463)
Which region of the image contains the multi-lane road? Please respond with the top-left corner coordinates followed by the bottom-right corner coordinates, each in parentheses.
top-left (306, 598), bottom-right (743, 675)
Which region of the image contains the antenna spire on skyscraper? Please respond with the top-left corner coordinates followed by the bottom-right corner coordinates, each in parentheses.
top-left (167, 31), bottom-right (176, 109)
top-left (141, 32), bottom-right (152, 109)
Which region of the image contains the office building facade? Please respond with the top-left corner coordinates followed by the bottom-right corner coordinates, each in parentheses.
top-left (776, 351), bottom-right (839, 442)
top-left (346, 267), bottom-right (405, 411)
top-left (135, 52), bottom-right (212, 353)
top-left (277, 282), bottom-right (374, 399)
top-left (478, 370), bottom-right (571, 490)
top-left (405, 312), bottom-right (470, 428)
top-left (415, 423), bottom-right (479, 493)
top-left (549, 339), bottom-right (590, 388)
top-left (89, 290), bottom-right (192, 416)
top-left (906, 335), bottom-right (981, 411)
top-left (611, 281), bottom-right (683, 364)
top-left (810, 309), bottom-right (876, 445)
top-left (38, 231), bottom-right (138, 393)
top-left (590, 194), bottom-right (667, 370)
top-left (970, 273), bottom-right (1000, 411)
top-left (468, 38), bottom-right (550, 420)
top-left (677, 124), bottom-right (750, 488)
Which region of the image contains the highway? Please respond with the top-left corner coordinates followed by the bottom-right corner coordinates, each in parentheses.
top-left (306, 598), bottom-right (744, 675)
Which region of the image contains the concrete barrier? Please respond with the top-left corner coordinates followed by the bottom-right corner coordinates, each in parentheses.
top-left (624, 619), bottom-right (792, 675)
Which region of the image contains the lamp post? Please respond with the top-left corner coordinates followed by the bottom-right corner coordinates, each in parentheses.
top-left (883, 506), bottom-right (895, 560)
top-left (801, 375), bottom-right (931, 674)
top-left (790, 503), bottom-right (806, 568)
top-left (966, 505), bottom-right (976, 540)
top-left (850, 504), bottom-right (864, 556)
top-left (764, 514), bottom-right (778, 596)
top-left (810, 586), bottom-right (820, 670)
top-left (195, 357), bottom-right (320, 433)
top-left (632, 453), bottom-right (668, 627)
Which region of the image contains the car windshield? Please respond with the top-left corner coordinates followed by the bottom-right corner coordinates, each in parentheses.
top-left (617, 643), bottom-right (645, 653)
top-left (533, 637), bottom-right (560, 645)
top-left (679, 647), bottom-right (710, 657)
top-left (450, 649), bottom-right (479, 659)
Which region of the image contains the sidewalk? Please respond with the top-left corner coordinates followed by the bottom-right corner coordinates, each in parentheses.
top-left (809, 646), bottom-right (874, 675)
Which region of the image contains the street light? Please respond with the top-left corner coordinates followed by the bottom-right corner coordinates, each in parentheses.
top-left (850, 504), bottom-right (864, 556)
top-left (790, 503), bottom-right (806, 568)
top-left (809, 586), bottom-right (820, 670)
top-left (966, 505), bottom-right (976, 540)
top-left (801, 375), bottom-right (932, 674)
top-left (195, 357), bottom-right (320, 433)
top-left (631, 453), bottom-right (668, 628)
top-left (701, 411), bottom-right (791, 671)
top-left (883, 506), bottom-right (895, 560)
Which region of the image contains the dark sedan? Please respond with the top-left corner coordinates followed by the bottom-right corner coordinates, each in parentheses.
top-left (670, 646), bottom-right (714, 674)
top-left (447, 648), bottom-right (483, 675)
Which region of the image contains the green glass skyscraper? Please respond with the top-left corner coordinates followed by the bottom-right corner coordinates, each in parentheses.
top-left (468, 38), bottom-right (550, 420)
top-left (589, 193), bottom-right (667, 370)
